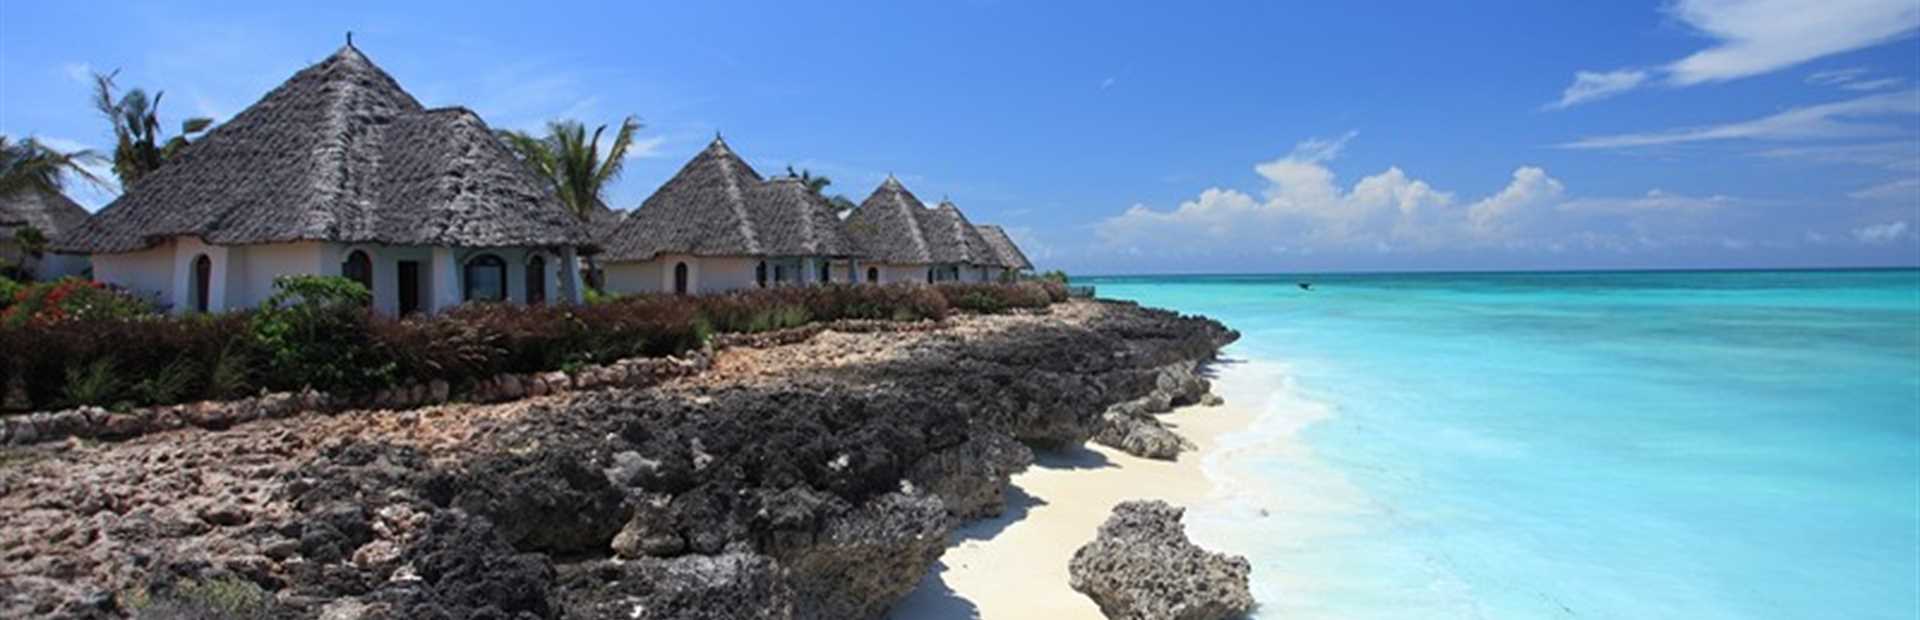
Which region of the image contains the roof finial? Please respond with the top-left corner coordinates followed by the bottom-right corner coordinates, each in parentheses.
top-left (346, 31), bottom-right (354, 47)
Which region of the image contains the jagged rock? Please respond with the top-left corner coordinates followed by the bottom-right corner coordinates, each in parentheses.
top-left (774, 490), bottom-right (950, 620)
top-left (445, 447), bottom-right (625, 554)
top-left (1200, 394), bottom-right (1225, 407)
top-left (1069, 500), bottom-right (1253, 620)
top-left (1094, 407), bottom-right (1193, 460)
top-left (558, 553), bottom-right (794, 620)
top-left (906, 431), bottom-right (1035, 520)
top-left (612, 503), bottom-right (687, 558)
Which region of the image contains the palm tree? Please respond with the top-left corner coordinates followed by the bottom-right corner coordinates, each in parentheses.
top-left (92, 70), bottom-right (212, 188)
top-left (785, 166), bottom-right (858, 215)
top-left (498, 117), bottom-right (642, 221)
top-left (0, 136), bottom-right (104, 199)
top-left (498, 116), bottom-right (643, 289)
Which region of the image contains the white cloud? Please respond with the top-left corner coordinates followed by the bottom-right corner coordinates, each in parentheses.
top-left (1546, 70), bottom-right (1648, 109)
top-left (1099, 77), bottom-right (1116, 90)
top-left (1664, 0), bottom-right (1920, 85)
top-left (61, 62), bottom-right (93, 86)
top-left (1808, 67), bottom-right (1871, 85)
top-left (1755, 141), bottom-right (1920, 171)
top-left (1547, 0), bottom-right (1920, 107)
top-left (1093, 135), bottom-right (1764, 260)
top-left (1559, 189), bottom-right (1733, 214)
top-left (624, 135), bottom-right (667, 159)
top-left (1852, 220), bottom-right (1910, 243)
top-left (1841, 77), bottom-right (1907, 91)
top-left (1002, 226), bottom-right (1054, 262)
top-left (1561, 89), bottom-right (1920, 148)
top-left (1848, 177), bottom-right (1920, 201)
top-left (1467, 167), bottom-right (1565, 235)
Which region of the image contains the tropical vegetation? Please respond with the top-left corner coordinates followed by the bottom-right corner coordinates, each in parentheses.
top-left (90, 70), bottom-right (213, 188)
top-left (0, 275), bottom-right (1065, 413)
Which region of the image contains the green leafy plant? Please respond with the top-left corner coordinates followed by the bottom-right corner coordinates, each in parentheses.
top-left (249, 275), bottom-right (392, 395)
top-left (132, 356), bottom-right (198, 405)
top-left (61, 357), bottom-right (120, 407)
top-left (206, 342), bottom-right (251, 400)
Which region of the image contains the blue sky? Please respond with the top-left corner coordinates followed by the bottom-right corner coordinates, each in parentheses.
top-left (2, 1), bottom-right (1916, 274)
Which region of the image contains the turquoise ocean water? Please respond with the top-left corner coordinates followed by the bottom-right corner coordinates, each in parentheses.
top-left (1086, 270), bottom-right (1920, 619)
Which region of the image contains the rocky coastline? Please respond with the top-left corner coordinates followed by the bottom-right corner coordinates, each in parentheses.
top-left (0, 299), bottom-right (1238, 619)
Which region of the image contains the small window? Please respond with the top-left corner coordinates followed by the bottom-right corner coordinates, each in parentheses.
top-left (673, 262), bottom-right (689, 295)
top-left (774, 265), bottom-right (787, 283)
top-left (757, 261), bottom-right (768, 288)
top-left (867, 267), bottom-right (879, 283)
top-left (342, 250), bottom-right (373, 297)
top-left (464, 254), bottom-right (507, 302)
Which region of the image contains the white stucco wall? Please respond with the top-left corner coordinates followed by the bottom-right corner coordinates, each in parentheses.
top-left (89, 236), bottom-right (578, 315)
top-left (603, 255), bottom-right (775, 295)
top-left (90, 241), bottom-right (176, 308)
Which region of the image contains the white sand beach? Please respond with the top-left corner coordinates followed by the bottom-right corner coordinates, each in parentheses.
top-left (892, 358), bottom-right (1328, 619)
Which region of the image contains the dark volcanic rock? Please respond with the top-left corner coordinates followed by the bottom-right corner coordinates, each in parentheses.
top-left (0, 301), bottom-right (1238, 620)
top-left (1069, 500), bottom-right (1254, 620)
top-left (558, 554), bottom-right (793, 620)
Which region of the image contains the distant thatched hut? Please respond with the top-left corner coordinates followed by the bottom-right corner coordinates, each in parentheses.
top-left (843, 178), bottom-right (998, 284)
top-left (0, 188), bottom-right (91, 280)
top-left (973, 224), bottom-right (1033, 281)
top-left (52, 44), bottom-right (592, 315)
top-left (597, 137), bottom-right (862, 295)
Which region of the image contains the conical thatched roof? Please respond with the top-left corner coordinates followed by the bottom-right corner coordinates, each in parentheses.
top-left (974, 224), bottom-right (1032, 270)
top-left (924, 200), bottom-right (995, 266)
top-left (843, 177), bottom-right (935, 264)
top-left (747, 177), bottom-right (862, 257)
top-left (602, 138), bottom-right (859, 261)
top-left (0, 188), bottom-right (89, 241)
top-left (54, 44), bottom-right (589, 255)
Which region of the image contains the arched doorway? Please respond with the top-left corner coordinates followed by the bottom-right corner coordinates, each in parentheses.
top-left (818, 261), bottom-right (831, 284)
top-left (191, 254), bottom-right (212, 313)
top-left (926, 268), bottom-right (934, 284)
top-left (342, 250), bottom-right (373, 299)
top-left (526, 255), bottom-right (547, 305)
top-left (867, 267), bottom-right (879, 284)
top-left (756, 261), bottom-right (768, 288)
top-left (464, 254), bottom-right (507, 302)
top-left (673, 262), bottom-right (689, 295)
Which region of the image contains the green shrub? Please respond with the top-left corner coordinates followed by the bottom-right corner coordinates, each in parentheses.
top-left (0, 276), bottom-right (20, 310)
top-left (248, 275), bottom-right (392, 396)
top-left (61, 357), bottom-right (121, 408)
top-left (934, 282), bottom-right (1053, 313)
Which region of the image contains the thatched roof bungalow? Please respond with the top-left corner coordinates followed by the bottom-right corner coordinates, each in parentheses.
top-left (1, 188), bottom-right (92, 280)
top-left (974, 224), bottom-right (1033, 279)
top-left (598, 137), bottom-right (862, 294)
top-left (52, 43), bottom-right (592, 315)
top-left (843, 178), bottom-right (1001, 284)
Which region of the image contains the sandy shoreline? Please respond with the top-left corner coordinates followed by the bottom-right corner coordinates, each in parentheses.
top-left (892, 358), bottom-right (1298, 619)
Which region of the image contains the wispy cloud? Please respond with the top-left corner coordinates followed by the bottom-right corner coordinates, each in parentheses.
top-left (1560, 89), bottom-right (1920, 148)
top-left (1099, 77), bottom-right (1116, 90)
top-left (1841, 77), bottom-right (1907, 91)
top-left (625, 135), bottom-right (667, 159)
top-left (1852, 220), bottom-right (1910, 243)
top-left (1807, 67), bottom-right (1872, 85)
top-left (1545, 70), bottom-right (1648, 109)
top-left (1547, 0), bottom-right (1920, 108)
top-left (1849, 177), bottom-right (1920, 201)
